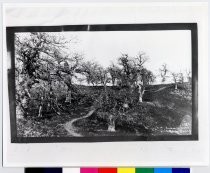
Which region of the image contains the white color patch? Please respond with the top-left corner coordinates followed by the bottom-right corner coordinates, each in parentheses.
top-left (63, 168), bottom-right (80, 173)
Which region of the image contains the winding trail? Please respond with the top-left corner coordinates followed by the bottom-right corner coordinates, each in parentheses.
top-left (64, 108), bottom-right (96, 136)
top-left (64, 85), bottom-right (180, 136)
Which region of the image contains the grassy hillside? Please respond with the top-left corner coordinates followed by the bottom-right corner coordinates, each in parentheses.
top-left (73, 83), bottom-right (192, 136)
top-left (17, 83), bottom-right (192, 137)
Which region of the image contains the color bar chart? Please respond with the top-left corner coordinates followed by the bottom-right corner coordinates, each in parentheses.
top-left (25, 168), bottom-right (190, 173)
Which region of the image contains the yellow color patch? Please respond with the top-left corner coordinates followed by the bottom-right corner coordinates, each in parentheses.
top-left (118, 168), bottom-right (135, 173)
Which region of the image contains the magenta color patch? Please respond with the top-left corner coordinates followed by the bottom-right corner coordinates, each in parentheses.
top-left (81, 168), bottom-right (98, 173)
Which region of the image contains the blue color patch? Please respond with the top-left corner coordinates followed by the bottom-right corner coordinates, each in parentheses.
top-left (154, 168), bottom-right (172, 173)
top-left (44, 168), bottom-right (62, 173)
top-left (172, 168), bottom-right (190, 173)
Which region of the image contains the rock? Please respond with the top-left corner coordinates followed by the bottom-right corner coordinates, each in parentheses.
top-left (178, 115), bottom-right (192, 135)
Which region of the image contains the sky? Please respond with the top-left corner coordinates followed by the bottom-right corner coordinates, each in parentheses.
top-left (17, 30), bottom-right (192, 84)
top-left (63, 30), bottom-right (191, 73)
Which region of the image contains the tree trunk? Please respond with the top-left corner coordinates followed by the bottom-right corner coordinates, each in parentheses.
top-left (108, 114), bottom-right (116, 132)
top-left (25, 88), bottom-right (31, 98)
top-left (104, 83), bottom-right (108, 102)
top-left (175, 83), bottom-right (178, 90)
top-left (103, 75), bottom-right (108, 103)
top-left (65, 90), bottom-right (72, 104)
top-left (112, 78), bottom-right (115, 86)
top-left (38, 105), bottom-right (43, 117)
top-left (64, 76), bottom-right (73, 104)
top-left (38, 97), bottom-right (44, 117)
top-left (21, 86), bottom-right (31, 117)
top-left (138, 84), bottom-right (144, 103)
top-left (21, 97), bottom-right (29, 118)
top-left (139, 95), bottom-right (143, 102)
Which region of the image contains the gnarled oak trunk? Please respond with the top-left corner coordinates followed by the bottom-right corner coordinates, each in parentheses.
top-left (138, 84), bottom-right (145, 103)
top-left (108, 114), bottom-right (116, 132)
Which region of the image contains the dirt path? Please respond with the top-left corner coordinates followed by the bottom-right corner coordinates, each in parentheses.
top-left (64, 109), bottom-right (96, 137)
top-left (147, 86), bottom-right (168, 93)
top-left (64, 85), bottom-right (177, 136)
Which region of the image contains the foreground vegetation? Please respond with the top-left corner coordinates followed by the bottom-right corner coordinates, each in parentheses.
top-left (17, 83), bottom-right (192, 137)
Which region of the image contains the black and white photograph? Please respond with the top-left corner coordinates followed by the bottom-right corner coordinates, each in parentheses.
top-left (7, 24), bottom-right (198, 143)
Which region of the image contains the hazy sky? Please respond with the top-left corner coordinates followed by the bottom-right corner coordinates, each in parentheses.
top-left (17, 30), bottom-right (192, 84)
top-left (63, 30), bottom-right (191, 76)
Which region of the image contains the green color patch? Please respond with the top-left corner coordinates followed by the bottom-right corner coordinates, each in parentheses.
top-left (136, 168), bottom-right (154, 173)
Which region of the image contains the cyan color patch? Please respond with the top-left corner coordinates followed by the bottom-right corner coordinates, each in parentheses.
top-left (154, 168), bottom-right (172, 173)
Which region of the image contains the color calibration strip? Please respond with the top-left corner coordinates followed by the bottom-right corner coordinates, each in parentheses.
top-left (25, 168), bottom-right (190, 173)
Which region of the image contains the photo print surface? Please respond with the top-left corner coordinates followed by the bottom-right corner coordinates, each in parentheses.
top-left (7, 24), bottom-right (198, 143)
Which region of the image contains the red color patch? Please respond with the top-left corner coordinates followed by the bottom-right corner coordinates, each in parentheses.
top-left (98, 168), bottom-right (117, 173)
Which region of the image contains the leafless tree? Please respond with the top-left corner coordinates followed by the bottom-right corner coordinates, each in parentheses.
top-left (97, 66), bottom-right (111, 102)
top-left (117, 52), bottom-right (154, 103)
top-left (80, 61), bottom-right (101, 86)
top-left (108, 64), bottom-right (121, 86)
top-left (171, 72), bottom-right (179, 90)
top-left (159, 63), bottom-right (168, 83)
top-left (15, 32), bottom-right (75, 117)
top-left (186, 70), bottom-right (192, 84)
top-left (133, 52), bottom-right (150, 102)
top-left (179, 72), bottom-right (185, 84)
top-left (134, 51), bottom-right (149, 67)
